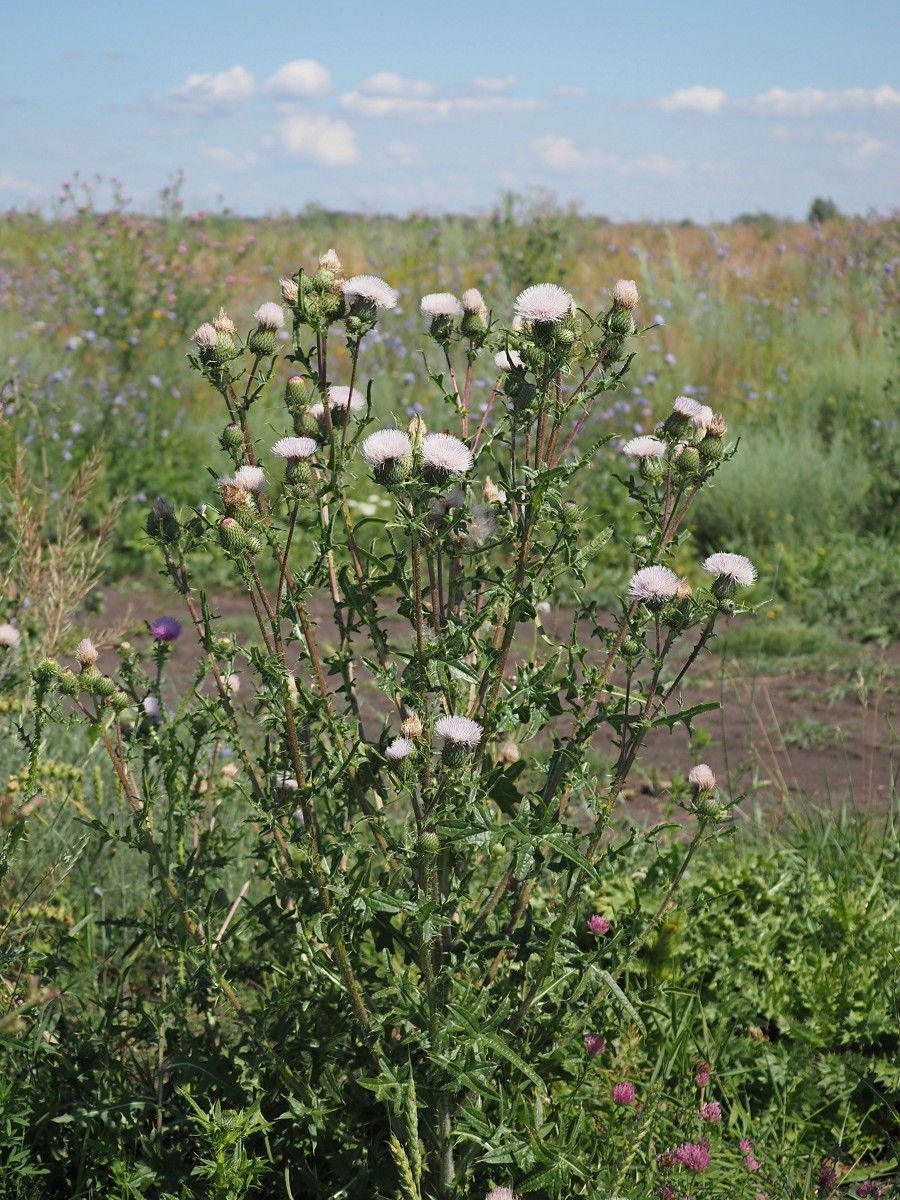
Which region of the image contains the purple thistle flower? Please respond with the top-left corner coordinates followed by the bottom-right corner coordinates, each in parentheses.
top-left (150, 617), bottom-right (182, 643)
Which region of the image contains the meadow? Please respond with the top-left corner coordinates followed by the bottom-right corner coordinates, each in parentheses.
top-left (0, 181), bottom-right (898, 1199)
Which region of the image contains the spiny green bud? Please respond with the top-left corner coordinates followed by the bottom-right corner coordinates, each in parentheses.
top-left (57, 670), bottom-right (79, 697)
top-left (692, 794), bottom-right (727, 823)
top-left (285, 459), bottom-right (313, 487)
top-left (418, 830), bottom-right (441, 855)
top-left (244, 535), bottom-right (263, 556)
top-left (79, 665), bottom-right (103, 693)
top-left (631, 534), bottom-right (651, 553)
top-left (312, 267), bottom-right (335, 292)
top-left (374, 458), bottom-right (413, 488)
top-left (663, 412), bottom-right (693, 441)
top-left (285, 375), bottom-right (313, 411)
top-left (639, 455), bottom-right (666, 483)
top-left (248, 328), bottom-right (277, 358)
top-left (94, 674), bottom-right (116, 698)
top-left (717, 597), bottom-right (736, 615)
top-left (32, 658), bottom-right (61, 687)
top-left (607, 307), bottom-right (635, 337)
top-left (212, 637), bottom-right (232, 656)
top-left (145, 496), bottom-right (180, 543)
top-left (698, 436), bottom-right (724, 464)
top-left (621, 636), bottom-right (643, 657)
top-left (220, 423), bottom-right (244, 452)
top-left (293, 409), bottom-right (322, 440)
top-left (218, 518), bottom-right (247, 556)
top-left (213, 332), bottom-right (236, 363)
top-left (559, 501), bottom-right (582, 527)
top-left (460, 309), bottom-right (489, 340)
top-left (675, 445), bottom-right (702, 476)
top-left (108, 690), bottom-right (130, 714)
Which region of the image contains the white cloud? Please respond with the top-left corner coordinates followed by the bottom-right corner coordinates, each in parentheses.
top-left (751, 85), bottom-right (900, 116)
top-left (550, 85), bottom-right (590, 98)
top-left (263, 59), bottom-right (331, 99)
top-left (825, 130), bottom-right (895, 170)
top-left (340, 90), bottom-right (543, 122)
top-left (279, 114), bottom-right (359, 165)
top-left (534, 134), bottom-right (585, 170)
top-left (473, 75), bottom-right (517, 93)
top-left (385, 141), bottom-right (420, 163)
top-left (169, 65), bottom-right (255, 109)
top-left (0, 172), bottom-right (44, 196)
top-left (201, 147), bottom-right (259, 172)
top-left (659, 86), bottom-right (728, 113)
top-left (358, 72), bottom-right (434, 98)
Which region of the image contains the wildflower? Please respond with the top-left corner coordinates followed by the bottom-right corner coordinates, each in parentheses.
top-left (319, 248), bottom-right (342, 273)
top-left (494, 348), bottom-right (523, 371)
top-left (272, 436), bottom-right (317, 460)
top-left (150, 617), bottom-right (182, 643)
top-left (588, 914), bottom-right (610, 935)
top-left (613, 279), bottom-right (640, 309)
top-left (422, 432), bottom-right (473, 481)
top-left (254, 302), bottom-right (285, 330)
top-left (622, 436), bottom-right (666, 459)
top-left (462, 287), bottom-right (486, 313)
top-left (699, 1101), bottom-right (721, 1122)
top-left (343, 274), bottom-right (398, 310)
top-left (657, 1189), bottom-right (678, 1200)
top-left (688, 764), bottom-right (716, 791)
top-left (224, 673), bottom-right (240, 696)
top-left (142, 695), bottom-right (162, 722)
top-left (694, 1062), bottom-right (711, 1087)
top-left (420, 292), bottom-right (463, 317)
top-left (435, 714), bottom-right (483, 767)
top-left (328, 385), bottom-right (366, 414)
top-left (221, 762), bottom-right (239, 780)
top-left (817, 1164), bottom-right (839, 1193)
top-left (214, 307), bottom-right (236, 335)
top-left (657, 1149), bottom-right (678, 1171)
top-left (692, 404), bottom-right (714, 434)
top-left (385, 736), bottom-right (415, 762)
top-left (400, 712), bottom-right (423, 740)
top-left (485, 1189), bottom-right (517, 1200)
top-left (702, 552), bottom-right (757, 589)
top-left (674, 396), bottom-right (703, 419)
top-left (0, 623), bottom-right (21, 649)
top-left (628, 565), bottom-right (680, 606)
top-left (227, 465), bottom-right (266, 495)
top-left (362, 429), bottom-right (413, 466)
top-left (611, 1081), bottom-right (636, 1105)
top-left (675, 1139), bottom-right (710, 1171)
top-left (192, 323), bottom-right (218, 350)
top-left (708, 412), bottom-right (727, 438)
top-left (514, 283), bottom-right (574, 324)
top-left (280, 277), bottom-right (299, 305)
top-left (465, 505), bottom-right (497, 547)
top-left (75, 638), bottom-right (99, 668)
top-left (740, 1140), bottom-right (761, 1172)
top-left (585, 1034), bottom-right (606, 1056)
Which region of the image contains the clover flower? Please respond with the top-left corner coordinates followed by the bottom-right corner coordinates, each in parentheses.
top-left (585, 1033), bottom-right (606, 1056)
top-left (0, 623), bottom-right (21, 649)
top-left (272, 436), bottom-right (317, 460)
top-left (514, 283), bottom-right (574, 324)
top-left (694, 1063), bottom-right (711, 1087)
top-left (150, 617), bottom-right (182, 643)
top-left (622, 436), bottom-right (666, 459)
top-left (628, 565), bottom-right (680, 605)
top-left (494, 348), bottom-right (523, 371)
top-left (588, 914), bottom-right (610, 934)
top-left (254, 302), bottom-right (285, 330)
top-left (420, 292), bottom-right (463, 317)
top-left (422, 433), bottom-right (473, 480)
top-left (343, 275), bottom-right (398, 310)
top-left (699, 1100), bottom-right (722, 1122)
top-left (702, 553), bottom-right (757, 588)
top-left (611, 1081), bottom-right (636, 1105)
top-left (675, 1138), bottom-right (711, 1171)
top-left (613, 279), bottom-right (640, 309)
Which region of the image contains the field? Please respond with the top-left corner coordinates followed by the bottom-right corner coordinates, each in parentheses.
top-left (0, 183), bottom-right (899, 1198)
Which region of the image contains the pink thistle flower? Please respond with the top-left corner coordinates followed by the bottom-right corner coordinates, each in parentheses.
top-left (628, 565), bottom-right (680, 604)
top-left (422, 432), bottom-right (473, 478)
top-left (192, 322), bottom-right (218, 349)
top-left (613, 279), bottom-right (640, 309)
top-left (622, 435), bottom-right (666, 459)
top-left (150, 617), bottom-right (182, 643)
top-left (385, 737), bottom-right (414, 762)
top-left (485, 1190), bottom-right (517, 1200)
top-left (585, 1034), bottom-right (606, 1056)
top-left (702, 552), bottom-right (757, 587)
top-left (699, 1100), bottom-right (721, 1122)
top-left (675, 1139), bottom-right (710, 1171)
top-left (0, 622), bottom-right (21, 649)
top-left (688, 764), bottom-right (716, 791)
top-left (343, 274), bottom-right (398, 310)
top-left (434, 715), bottom-right (483, 748)
top-left (514, 282), bottom-right (574, 324)
top-left (272, 437), bottom-right (317, 460)
top-left (611, 1081), bottom-right (635, 1105)
top-left (253, 302), bottom-right (285, 330)
top-left (588, 914), bottom-right (610, 934)
top-left (420, 292), bottom-right (463, 318)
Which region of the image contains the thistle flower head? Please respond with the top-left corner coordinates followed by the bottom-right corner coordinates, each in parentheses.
top-left (231, 465), bottom-right (267, 495)
top-left (362, 429), bottom-right (413, 466)
top-left (280, 277), bottom-right (299, 305)
top-left (74, 637), bottom-right (99, 667)
top-left (420, 292), bottom-right (463, 318)
top-left (514, 283), bottom-right (574, 324)
top-left (688, 763), bottom-right (716, 791)
top-left (400, 713), bottom-right (423, 739)
top-left (272, 436), bottom-right (317, 460)
top-left (150, 617), bottom-right (182, 643)
top-left (622, 435), bottom-right (666, 459)
top-left (328, 385), bottom-right (366, 413)
top-left (462, 287), bottom-right (486, 314)
top-left (142, 695), bottom-right (162, 721)
top-left (702, 553), bottom-right (757, 587)
top-left (628, 565), bottom-right (680, 604)
top-left (435, 715), bottom-right (483, 748)
top-left (422, 433), bottom-right (473, 478)
top-left (385, 736), bottom-right (414, 762)
top-left (485, 1190), bottom-right (517, 1200)
top-left (0, 622), bottom-right (21, 649)
top-left (319, 248), bottom-right (342, 273)
top-left (613, 279), bottom-right (640, 309)
top-left (692, 404), bottom-right (715, 433)
top-left (254, 302), bottom-right (285, 331)
top-left (673, 395), bottom-right (703, 419)
top-left (152, 496), bottom-right (174, 519)
top-left (709, 411), bottom-right (727, 438)
top-left (343, 274), bottom-right (398, 310)
top-left (193, 323), bottom-right (218, 349)
top-left (494, 348), bottom-right (523, 371)
top-left (214, 307), bottom-right (236, 335)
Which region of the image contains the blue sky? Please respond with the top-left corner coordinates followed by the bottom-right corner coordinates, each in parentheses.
top-left (2, 0), bottom-right (899, 220)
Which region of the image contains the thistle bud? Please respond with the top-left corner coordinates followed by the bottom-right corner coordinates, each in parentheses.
top-left (280, 277), bottom-right (299, 305)
top-left (698, 436), bottom-right (724, 465)
top-left (692, 794), bottom-right (727, 823)
top-left (109, 690), bottom-right (130, 714)
top-left (218, 518), bottom-right (248, 556)
top-left (499, 739), bottom-right (520, 764)
top-left (612, 279), bottom-right (640, 310)
top-left (244, 534), bottom-right (263, 556)
top-left (621, 635), bottom-right (643, 658)
top-left (32, 658), bottom-right (61, 687)
top-left (708, 412), bottom-right (727, 439)
top-left (248, 302), bottom-right (285, 357)
top-left (483, 476), bottom-right (501, 504)
top-left (675, 444), bottom-right (701, 477)
top-left (418, 830), bottom-right (441, 855)
top-left (79, 665), bottom-right (103, 693)
top-left (58, 669), bottom-right (79, 697)
top-left (75, 638), bottom-right (99, 668)
top-left (408, 414), bottom-right (427, 441)
top-left (214, 308), bottom-right (237, 336)
top-left (675, 579), bottom-right (693, 601)
top-left (559, 501), bottom-right (582, 527)
top-left (285, 375), bottom-right (313, 412)
top-left (220, 423), bottom-right (244, 452)
top-left (639, 455), bottom-right (666, 484)
top-left (94, 674), bottom-right (116, 698)
top-left (400, 713), bottom-right (423, 740)
top-left (319, 248), bottom-right (343, 275)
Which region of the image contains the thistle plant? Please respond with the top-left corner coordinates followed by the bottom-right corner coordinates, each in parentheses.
top-left (35, 254), bottom-right (763, 1197)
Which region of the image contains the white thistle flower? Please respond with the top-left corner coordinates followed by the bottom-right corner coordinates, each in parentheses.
top-left (514, 283), bottom-right (574, 324)
top-left (688, 763), bottom-right (716, 790)
top-left (420, 292), bottom-right (463, 318)
top-left (385, 736), bottom-right (415, 762)
top-left (232, 465), bottom-right (267, 494)
top-left (628, 565), bottom-right (680, 603)
top-left (319, 248), bottom-right (342, 272)
top-left (622, 436), bottom-right (666, 459)
top-left (494, 348), bottom-right (523, 371)
top-left (254, 302), bottom-right (285, 330)
top-left (343, 274), bottom-right (398, 310)
top-left (613, 279), bottom-right (640, 309)
top-left (485, 1189), bottom-right (518, 1200)
top-left (192, 323), bottom-right (218, 349)
top-left (328, 386), bottom-right (366, 413)
top-left (280, 277), bottom-right (299, 304)
top-left (272, 437), bottom-right (317, 460)
top-left (142, 695), bottom-right (162, 721)
top-left (673, 395), bottom-right (703, 419)
top-left (422, 433), bottom-right (473, 477)
top-left (435, 715), bottom-right (483, 748)
top-left (692, 404), bottom-right (715, 433)
top-left (702, 553), bottom-right (757, 587)
top-left (0, 622), bottom-right (21, 649)
top-left (224, 673), bottom-right (240, 696)
top-left (75, 637), bottom-right (99, 667)
top-left (362, 429), bottom-right (413, 466)
top-left (461, 287), bottom-right (486, 313)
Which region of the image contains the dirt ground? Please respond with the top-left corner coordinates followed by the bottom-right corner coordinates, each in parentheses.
top-left (90, 582), bottom-right (899, 823)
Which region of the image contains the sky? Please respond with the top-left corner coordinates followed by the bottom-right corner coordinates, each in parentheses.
top-left (2, 0), bottom-right (899, 222)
